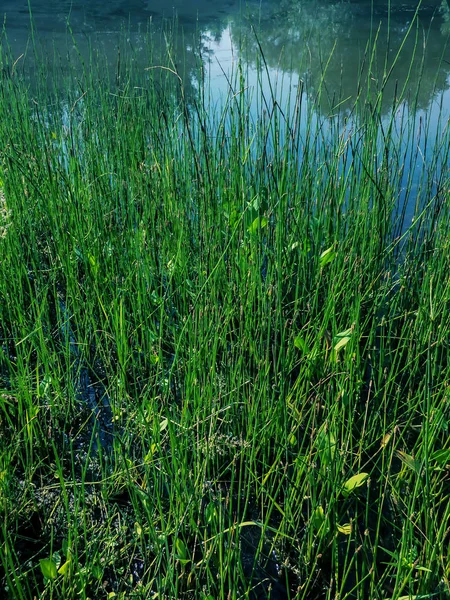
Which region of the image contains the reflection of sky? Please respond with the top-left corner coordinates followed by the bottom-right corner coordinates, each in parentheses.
top-left (203, 24), bottom-right (450, 233)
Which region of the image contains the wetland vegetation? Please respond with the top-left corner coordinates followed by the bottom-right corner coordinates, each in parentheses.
top-left (0, 4), bottom-right (450, 599)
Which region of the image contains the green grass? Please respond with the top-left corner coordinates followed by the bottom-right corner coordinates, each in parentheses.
top-left (0, 18), bottom-right (449, 600)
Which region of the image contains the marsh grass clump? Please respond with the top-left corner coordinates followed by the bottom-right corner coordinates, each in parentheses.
top-left (0, 19), bottom-right (450, 600)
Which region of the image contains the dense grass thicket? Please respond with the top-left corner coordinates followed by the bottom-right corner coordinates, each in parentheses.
top-left (0, 25), bottom-right (449, 600)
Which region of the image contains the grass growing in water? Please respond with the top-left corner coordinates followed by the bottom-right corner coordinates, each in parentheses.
top-left (0, 22), bottom-right (449, 600)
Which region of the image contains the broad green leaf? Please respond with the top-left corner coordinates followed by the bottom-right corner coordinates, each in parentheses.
top-left (319, 246), bottom-right (336, 268)
top-left (294, 334), bottom-right (310, 354)
top-left (247, 216), bottom-right (268, 234)
top-left (175, 538), bottom-right (190, 564)
top-left (311, 506), bottom-right (326, 531)
top-left (159, 418), bottom-right (168, 432)
top-left (333, 328), bottom-right (353, 353)
top-left (88, 253), bottom-right (98, 273)
top-left (396, 450), bottom-right (421, 473)
top-left (149, 353), bottom-right (159, 365)
top-left (431, 449), bottom-right (450, 466)
top-left (40, 558), bottom-right (58, 580)
top-left (337, 523), bottom-right (352, 535)
top-left (205, 502), bottom-right (218, 525)
top-left (342, 472), bottom-right (369, 497)
top-left (317, 427), bottom-right (337, 465)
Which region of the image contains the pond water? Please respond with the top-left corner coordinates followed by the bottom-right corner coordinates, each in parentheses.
top-left (2, 1), bottom-right (450, 108)
top-left (1, 0), bottom-right (450, 224)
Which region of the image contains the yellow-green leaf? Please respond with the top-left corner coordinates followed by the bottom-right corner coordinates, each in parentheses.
top-left (319, 246), bottom-right (336, 268)
top-left (311, 506), bottom-right (326, 531)
top-left (294, 334), bottom-right (310, 354)
top-left (58, 560), bottom-right (71, 576)
top-left (144, 443), bottom-right (158, 463)
top-left (342, 472), bottom-right (369, 497)
top-left (247, 216), bottom-right (268, 234)
top-left (337, 522), bottom-right (352, 535)
top-left (333, 328), bottom-right (353, 353)
top-left (380, 431), bottom-right (392, 448)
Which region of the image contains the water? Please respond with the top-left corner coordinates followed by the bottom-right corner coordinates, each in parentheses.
top-left (1, 1), bottom-right (448, 248)
top-left (2, 1), bottom-right (450, 106)
top-left (1, 1), bottom-right (449, 227)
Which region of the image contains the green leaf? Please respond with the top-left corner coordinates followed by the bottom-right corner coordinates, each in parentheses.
top-left (88, 253), bottom-right (98, 275)
top-left (317, 427), bottom-right (337, 465)
top-left (319, 246), bottom-right (336, 268)
top-left (396, 450), bottom-right (421, 473)
top-left (247, 216), bottom-right (268, 234)
top-left (333, 328), bottom-right (353, 353)
top-left (205, 502), bottom-right (218, 525)
top-left (431, 449), bottom-right (450, 466)
top-left (341, 472), bottom-right (369, 497)
top-left (40, 558), bottom-right (58, 580)
top-left (294, 334), bottom-right (310, 354)
top-left (317, 427), bottom-right (336, 466)
top-left (159, 418), bottom-right (168, 432)
top-left (310, 506), bottom-right (326, 531)
top-left (175, 538), bottom-right (190, 564)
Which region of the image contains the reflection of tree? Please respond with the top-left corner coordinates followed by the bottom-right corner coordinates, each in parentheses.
top-left (4, 0), bottom-right (450, 113)
top-left (230, 0), bottom-right (450, 115)
top-left (2, 1), bottom-right (231, 105)
top-left (440, 0), bottom-right (450, 34)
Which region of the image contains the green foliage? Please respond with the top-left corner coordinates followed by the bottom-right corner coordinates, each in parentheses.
top-left (0, 13), bottom-right (449, 600)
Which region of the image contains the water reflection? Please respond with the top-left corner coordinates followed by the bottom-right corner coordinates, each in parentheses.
top-left (232, 0), bottom-right (450, 114)
top-left (1, 0), bottom-right (449, 117)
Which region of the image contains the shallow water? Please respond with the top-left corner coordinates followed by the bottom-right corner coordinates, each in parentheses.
top-left (1, 0), bottom-right (450, 226)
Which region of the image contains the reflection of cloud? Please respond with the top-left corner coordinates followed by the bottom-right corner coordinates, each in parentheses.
top-left (229, 0), bottom-right (450, 115)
